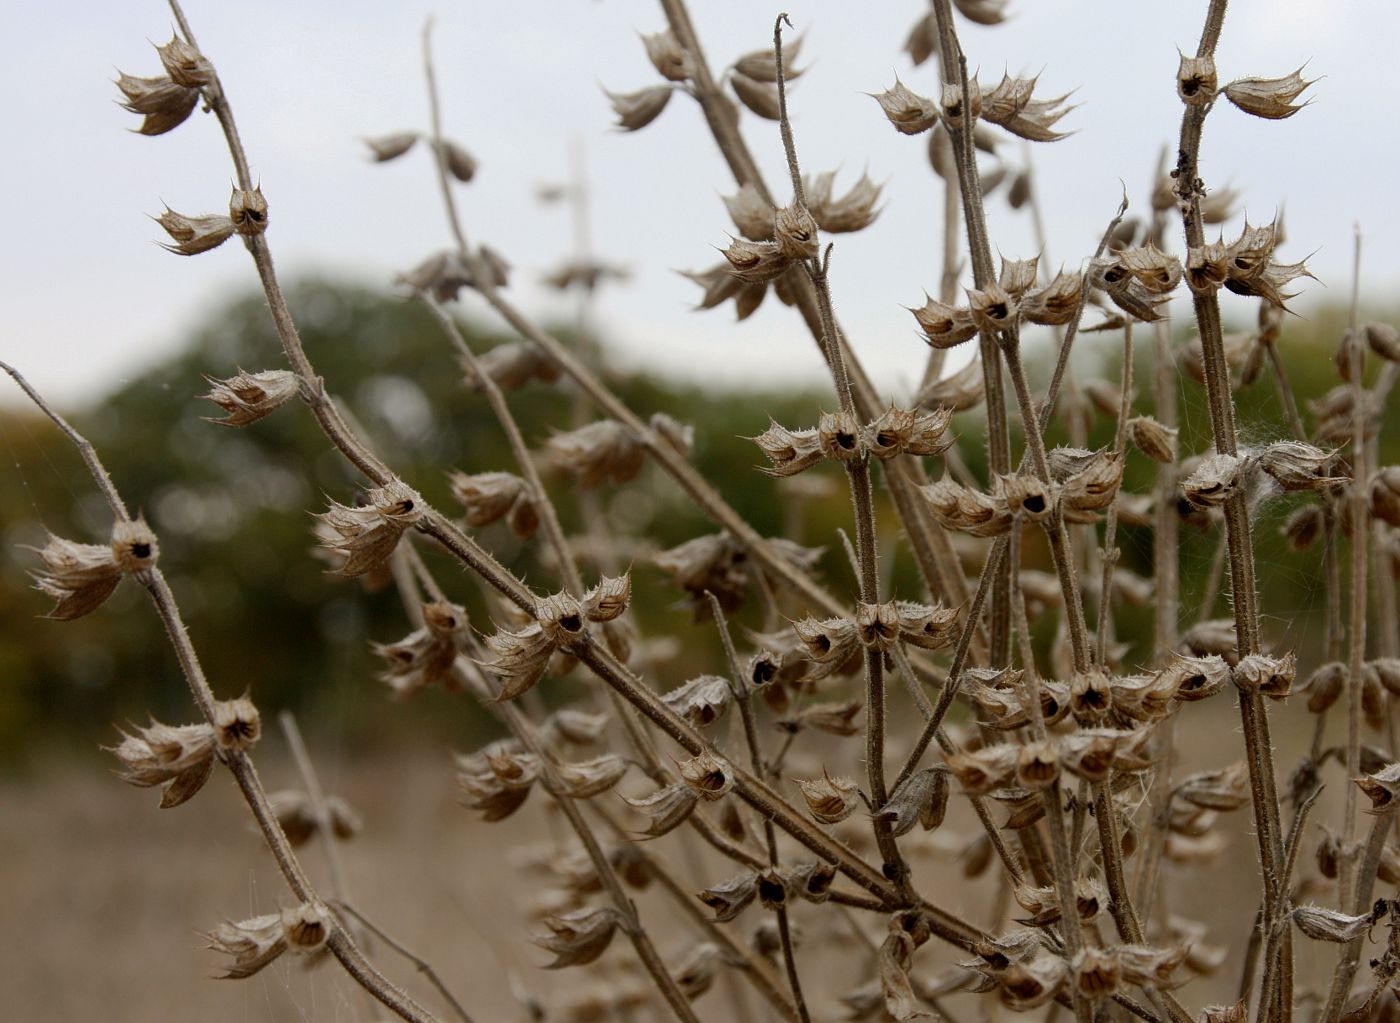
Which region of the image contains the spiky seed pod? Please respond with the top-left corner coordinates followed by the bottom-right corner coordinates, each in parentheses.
top-left (1232, 652), bottom-right (1296, 700)
top-left (115, 72), bottom-right (199, 135)
top-left (533, 593), bottom-right (586, 649)
top-left (315, 481), bottom-right (422, 577)
top-left (622, 781), bottom-right (700, 837)
top-left (202, 368), bottom-right (299, 427)
top-left (853, 600), bottom-right (900, 651)
top-left (1301, 661), bottom-right (1346, 714)
top-left (1126, 415), bottom-right (1178, 464)
top-left (896, 601), bottom-right (959, 650)
top-left (155, 34), bottom-right (215, 88)
top-left (912, 296), bottom-right (979, 349)
top-left (546, 420), bottom-right (645, 489)
top-left (549, 755), bottom-right (630, 799)
top-left (1021, 271), bottom-right (1083, 326)
top-left (1176, 762), bottom-right (1251, 811)
top-left (1185, 240), bottom-right (1230, 294)
top-left (661, 674), bottom-right (731, 727)
top-left (1258, 441), bottom-right (1347, 491)
top-left (722, 184), bottom-right (774, 241)
top-left (1072, 947), bottom-right (1121, 1001)
top-left (363, 131), bottom-right (418, 161)
top-left (654, 533), bottom-right (749, 614)
top-left (678, 750), bottom-right (735, 801)
top-left (480, 622), bottom-right (554, 701)
top-left (374, 601), bottom-right (470, 699)
top-left (805, 170), bottom-right (882, 233)
top-left (534, 907), bottom-right (626, 968)
top-left (774, 205), bottom-right (820, 261)
top-left (787, 861), bottom-right (836, 905)
top-left (580, 574), bottom-right (630, 624)
top-left (922, 476), bottom-right (1014, 537)
top-left (228, 187), bottom-right (268, 237)
top-left (722, 237), bottom-right (793, 283)
top-left (1357, 763), bottom-right (1400, 813)
top-left (994, 256), bottom-right (1039, 298)
top-left (605, 85), bottom-right (673, 130)
top-left (542, 709), bottom-right (609, 747)
top-left (1070, 670), bottom-right (1113, 722)
top-left (798, 698), bottom-right (864, 737)
top-left (1293, 905), bottom-right (1373, 943)
top-left (1177, 53), bottom-right (1217, 104)
top-left (1001, 473), bottom-right (1055, 520)
top-left (797, 770), bottom-right (861, 825)
top-left (997, 953), bottom-right (1068, 1010)
top-left (156, 208), bottom-right (235, 255)
top-left (749, 420), bottom-right (822, 477)
top-left (938, 79), bottom-right (984, 133)
top-left (699, 871), bottom-right (758, 921)
top-left (1181, 454), bottom-right (1244, 508)
top-left (1015, 740), bottom-right (1060, 790)
top-left (876, 768), bottom-right (950, 836)
top-left (28, 533), bottom-right (122, 619)
top-left (947, 744), bottom-right (1019, 796)
top-left (1224, 67), bottom-right (1313, 119)
top-left (871, 78), bottom-right (938, 134)
top-left (281, 902), bottom-right (333, 953)
top-left (641, 29), bottom-right (691, 82)
top-left (730, 72), bottom-right (781, 120)
top-left (108, 719), bottom-right (217, 808)
top-left (211, 696), bottom-right (260, 752)
top-left (1112, 672), bottom-right (1179, 722)
top-left (816, 409), bottom-right (862, 462)
top-left (791, 615), bottom-right (862, 680)
top-left (1061, 451), bottom-right (1124, 514)
top-left (457, 752), bottom-right (535, 822)
top-left (967, 282), bottom-right (1019, 333)
top-left (203, 913), bottom-right (288, 979)
top-left (448, 471), bottom-right (537, 538)
top-left (1179, 620), bottom-right (1239, 663)
top-left (109, 517), bottom-right (159, 575)
top-left (979, 73), bottom-right (1074, 141)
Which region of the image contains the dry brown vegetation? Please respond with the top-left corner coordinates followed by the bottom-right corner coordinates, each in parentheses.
top-left (8, 1), bottom-right (1400, 1022)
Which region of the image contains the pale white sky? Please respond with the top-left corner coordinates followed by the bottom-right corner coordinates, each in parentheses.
top-left (2, 0), bottom-right (1397, 408)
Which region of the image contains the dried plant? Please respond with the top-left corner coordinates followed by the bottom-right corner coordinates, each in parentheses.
top-left (9, 1), bottom-right (1400, 1021)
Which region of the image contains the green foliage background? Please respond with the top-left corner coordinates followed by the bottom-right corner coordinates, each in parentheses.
top-left (1, 281), bottom-right (1395, 764)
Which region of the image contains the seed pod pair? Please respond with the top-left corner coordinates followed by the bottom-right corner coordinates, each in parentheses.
top-left (449, 471), bottom-right (539, 539)
top-left (533, 906), bottom-right (627, 968)
top-left (373, 600), bottom-right (471, 699)
top-left (546, 419), bottom-right (645, 489)
top-left (865, 404), bottom-right (954, 460)
top-left (315, 480), bottom-right (423, 578)
top-left (796, 769), bottom-right (862, 825)
top-left (456, 743), bottom-right (540, 821)
top-left (29, 518), bottom-right (156, 620)
top-left (922, 476), bottom-right (1013, 537)
top-left (203, 902), bottom-right (333, 979)
top-left (790, 615), bottom-right (863, 680)
top-left (267, 789), bottom-right (362, 847)
top-left (108, 698), bottom-right (259, 808)
top-left (979, 72), bottom-right (1074, 142)
top-left (804, 170), bottom-right (883, 233)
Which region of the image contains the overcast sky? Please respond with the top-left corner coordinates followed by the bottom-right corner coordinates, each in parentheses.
top-left (3, 0), bottom-right (1398, 409)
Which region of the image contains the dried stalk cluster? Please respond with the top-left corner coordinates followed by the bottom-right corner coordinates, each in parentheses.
top-left (9, 1), bottom-right (1400, 1022)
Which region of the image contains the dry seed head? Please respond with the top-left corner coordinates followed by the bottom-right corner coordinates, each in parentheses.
top-left (677, 750), bottom-right (735, 801)
top-left (729, 71), bottom-right (781, 120)
top-left (722, 236), bottom-right (793, 283)
top-left (967, 282), bottom-right (1018, 333)
top-left (212, 696), bottom-right (260, 752)
top-left (661, 674), bottom-right (732, 727)
top-left (1224, 67), bottom-right (1313, 119)
top-left (605, 85), bottom-right (673, 131)
top-left (315, 480), bottom-right (422, 578)
top-left (464, 339), bottom-right (560, 392)
top-left (947, 744), bottom-right (1019, 795)
top-left (864, 404), bottom-right (953, 460)
top-left (797, 770), bottom-right (861, 824)
top-left (1177, 53), bottom-right (1217, 104)
top-left (228, 186), bottom-right (269, 237)
top-left (673, 942), bottom-right (722, 1001)
top-left (804, 169), bottom-right (882, 233)
top-left (1203, 1003), bottom-right (1248, 1023)
top-left (699, 871), bottom-right (758, 921)
top-left (111, 517), bottom-right (159, 573)
top-left (481, 622), bottom-right (554, 702)
top-left (549, 754), bottom-right (629, 799)
top-left (917, 358), bottom-right (985, 411)
top-left (1302, 661), bottom-right (1346, 714)
top-left (1061, 450), bottom-right (1124, 513)
top-left (534, 591), bottom-right (587, 649)
top-left (29, 533), bottom-right (122, 620)
top-left (1257, 440), bottom-right (1346, 492)
top-left (1232, 652), bottom-right (1296, 701)
top-left (641, 29), bottom-right (692, 82)
top-left (817, 409), bottom-right (862, 462)
top-left (1357, 763), bottom-right (1400, 813)
top-left (1000, 473), bottom-right (1055, 520)
top-left (156, 208), bottom-right (235, 256)
top-left (1370, 467), bottom-right (1400, 527)
top-left (773, 204), bottom-right (820, 261)
top-left (449, 470), bottom-right (537, 536)
top-left (108, 718), bottom-right (217, 807)
top-left (855, 599), bottom-right (901, 650)
top-left (1021, 270), bottom-right (1084, 326)
top-left (546, 420), bottom-right (645, 488)
top-left (912, 296), bottom-right (978, 349)
top-left (922, 476), bottom-right (1013, 537)
top-left (1128, 416), bottom-right (1178, 463)
top-left (1292, 904), bottom-right (1373, 943)
top-left (581, 573), bottom-right (630, 623)
top-left (281, 901), bottom-right (333, 953)
top-left (115, 72), bottom-right (199, 135)
top-left (1016, 740), bottom-right (1061, 790)
top-left (734, 32), bottom-right (804, 83)
top-left (790, 615), bottom-right (862, 676)
top-left (362, 131), bottom-right (418, 161)
top-left (750, 420), bottom-right (823, 477)
top-left (1117, 244), bottom-right (1184, 294)
top-left (202, 368), bottom-right (299, 427)
top-left (723, 184), bottom-right (775, 241)
top-left (1070, 669), bottom-right (1113, 722)
top-left (871, 78), bottom-right (938, 135)
top-left (1186, 240), bottom-right (1230, 294)
top-left (895, 600), bottom-right (959, 650)
top-left (998, 255), bottom-right (1040, 298)
top-left (533, 907), bottom-right (626, 968)
top-left (797, 697), bottom-right (864, 736)
top-left (1181, 453), bottom-right (1244, 508)
top-left (623, 780), bottom-right (700, 837)
top-left (939, 79), bottom-right (984, 132)
top-left (156, 34), bottom-right (215, 88)
top-left (877, 767), bottom-right (950, 836)
top-left (1374, 658), bottom-right (1400, 697)
top-left (204, 913), bottom-right (287, 979)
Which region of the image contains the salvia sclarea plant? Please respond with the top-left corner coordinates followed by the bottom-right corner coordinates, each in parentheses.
top-left (9, 0), bottom-right (1400, 1020)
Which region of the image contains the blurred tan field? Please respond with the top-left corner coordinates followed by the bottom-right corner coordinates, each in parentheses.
top-left (0, 702), bottom-right (1364, 1022)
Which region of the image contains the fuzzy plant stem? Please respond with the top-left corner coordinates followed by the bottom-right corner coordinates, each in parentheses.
top-left (1172, 4), bottom-right (1289, 1014)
